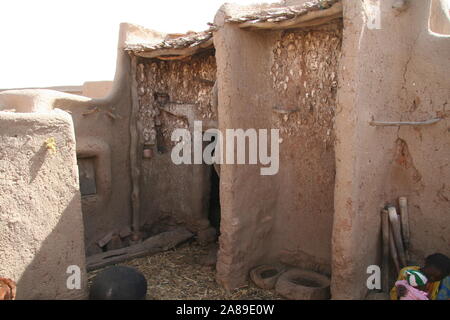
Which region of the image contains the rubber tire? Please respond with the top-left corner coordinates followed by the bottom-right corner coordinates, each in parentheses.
top-left (275, 268), bottom-right (330, 300)
top-left (250, 265), bottom-right (283, 290)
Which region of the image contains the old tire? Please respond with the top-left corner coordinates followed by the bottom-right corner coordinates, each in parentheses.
top-left (275, 269), bottom-right (330, 300)
top-left (250, 265), bottom-right (284, 290)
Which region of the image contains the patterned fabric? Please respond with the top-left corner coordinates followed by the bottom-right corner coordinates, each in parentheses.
top-left (395, 280), bottom-right (429, 300)
top-left (390, 266), bottom-right (441, 300)
top-left (405, 270), bottom-right (428, 287)
top-left (436, 276), bottom-right (450, 300)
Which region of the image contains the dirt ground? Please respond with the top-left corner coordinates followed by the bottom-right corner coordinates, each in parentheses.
top-left (88, 241), bottom-right (282, 300)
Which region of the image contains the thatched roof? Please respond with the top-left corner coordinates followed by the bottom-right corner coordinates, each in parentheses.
top-left (125, 0), bottom-right (343, 59)
top-left (226, 0), bottom-right (342, 30)
top-left (125, 26), bottom-right (215, 60)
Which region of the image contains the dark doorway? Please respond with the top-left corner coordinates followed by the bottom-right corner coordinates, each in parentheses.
top-left (208, 165), bottom-right (220, 233)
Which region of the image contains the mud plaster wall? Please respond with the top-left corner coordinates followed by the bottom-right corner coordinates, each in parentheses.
top-left (332, 0), bottom-right (450, 299)
top-left (0, 88), bottom-right (133, 255)
top-left (0, 110), bottom-right (87, 299)
top-left (64, 89), bottom-right (132, 252)
top-left (214, 18), bottom-right (342, 289)
top-left (134, 51), bottom-right (217, 234)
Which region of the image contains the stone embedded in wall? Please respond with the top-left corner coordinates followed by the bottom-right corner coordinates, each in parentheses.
top-left (270, 21), bottom-right (342, 150)
top-left (134, 51), bottom-right (218, 233)
top-left (135, 52), bottom-right (217, 152)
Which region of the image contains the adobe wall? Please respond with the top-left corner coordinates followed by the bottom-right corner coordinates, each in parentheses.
top-left (332, 0), bottom-right (450, 299)
top-left (81, 81), bottom-right (113, 99)
top-left (0, 22), bottom-right (135, 253)
top-left (63, 82), bottom-right (132, 252)
top-left (214, 6), bottom-right (342, 289)
top-left (0, 110), bottom-right (87, 299)
top-left (269, 22), bottom-right (342, 276)
top-left (0, 90), bottom-right (132, 255)
top-left (133, 51), bottom-right (217, 234)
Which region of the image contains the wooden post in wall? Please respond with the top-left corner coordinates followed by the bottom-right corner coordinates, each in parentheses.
top-left (129, 54), bottom-right (141, 239)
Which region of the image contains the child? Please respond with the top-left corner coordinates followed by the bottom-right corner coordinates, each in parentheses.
top-left (437, 276), bottom-right (450, 300)
top-left (395, 270), bottom-right (429, 300)
top-left (391, 253), bottom-right (450, 300)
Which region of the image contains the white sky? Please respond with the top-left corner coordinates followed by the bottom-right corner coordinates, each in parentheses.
top-left (1, 0), bottom-right (448, 89)
top-left (0, 0), bottom-right (274, 89)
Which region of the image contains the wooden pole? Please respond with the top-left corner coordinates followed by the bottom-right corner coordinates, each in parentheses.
top-left (389, 228), bottom-right (401, 273)
top-left (398, 197), bottom-right (410, 258)
top-left (129, 55), bottom-right (141, 239)
top-left (388, 206), bottom-right (407, 268)
top-left (381, 209), bottom-right (390, 292)
top-left (87, 228), bottom-right (193, 271)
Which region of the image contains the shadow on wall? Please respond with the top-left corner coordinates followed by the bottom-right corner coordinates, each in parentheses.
top-left (29, 144), bottom-right (48, 184)
top-left (16, 195), bottom-right (88, 300)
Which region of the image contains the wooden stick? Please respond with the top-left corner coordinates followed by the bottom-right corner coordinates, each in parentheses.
top-left (97, 231), bottom-right (114, 248)
top-left (369, 118), bottom-right (441, 126)
top-left (129, 55), bottom-right (141, 236)
top-left (82, 106), bottom-right (99, 116)
top-left (156, 55), bottom-right (189, 61)
top-left (388, 206), bottom-right (407, 268)
top-left (389, 228), bottom-right (401, 273)
top-left (381, 209), bottom-right (390, 292)
top-left (132, 38), bottom-right (214, 59)
top-left (86, 228), bottom-right (193, 271)
top-left (105, 111), bottom-right (122, 120)
top-left (398, 197), bottom-right (410, 252)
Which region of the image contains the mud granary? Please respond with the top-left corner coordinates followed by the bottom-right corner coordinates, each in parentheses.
top-left (0, 0), bottom-right (449, 299)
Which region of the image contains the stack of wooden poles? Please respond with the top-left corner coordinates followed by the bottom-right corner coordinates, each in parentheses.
top-left (380, 197), bottom-right (410, 293)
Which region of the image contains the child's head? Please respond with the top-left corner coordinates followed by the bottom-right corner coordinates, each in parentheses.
top-left (405, 270), bottom-right (428, 291)
top-left (422, 253), bottom-right (450, 282)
